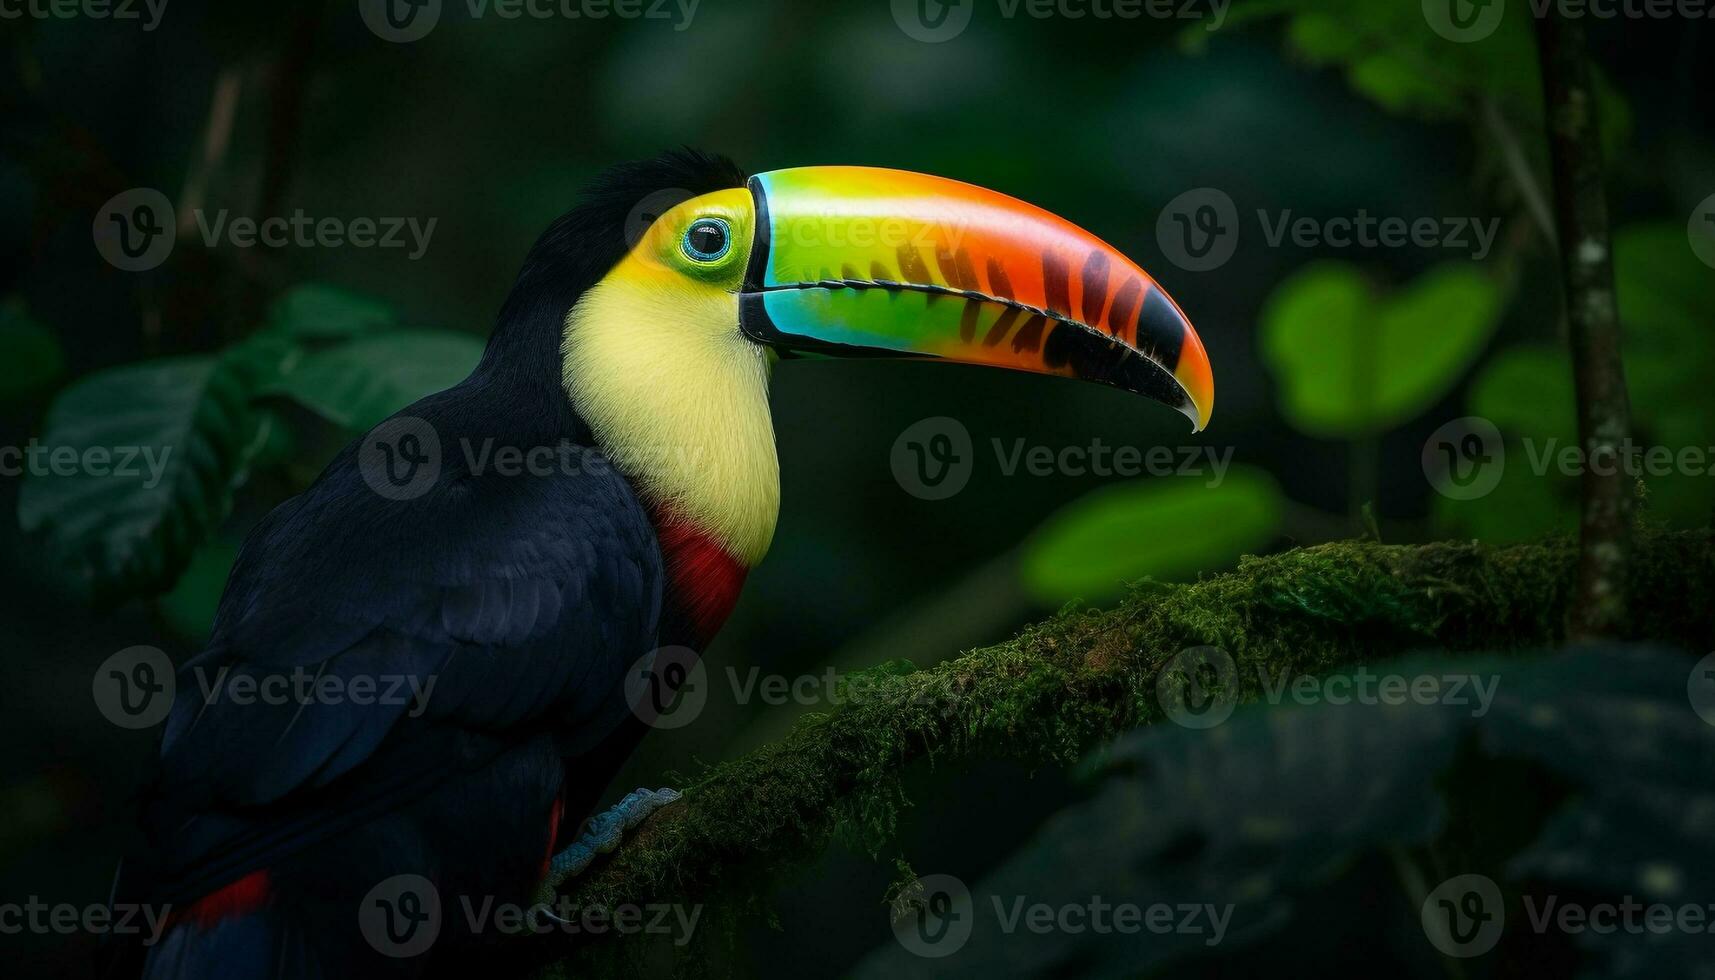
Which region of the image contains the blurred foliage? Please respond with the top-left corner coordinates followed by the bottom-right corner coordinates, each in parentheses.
top-left (16, 284), bottom-right (475, 604)
top-left (158, 535), bottom-right (240, 644)
top-left (858, 645), bottom-right (1715, 978)
top-left (16, 352), bottom-right (270, 601)
top-left (0, 296), bottom-right (64, 404)
top-left (1212, 0), bottom-right (1541, 116)
top-left (1204, 0), bottom-right (1630, 155)
top-left (1436, 223), bottom-right (1715, 541)
top-left (1260, 262), bottom-right (1505, 438)
top-left (1019, 467), bottom-right (1284, 605)
top-left (263, 329), bottom-right (482, 432)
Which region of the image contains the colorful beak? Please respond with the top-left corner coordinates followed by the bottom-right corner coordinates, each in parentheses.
top-left (738, 167), bottom-right (1214, 430)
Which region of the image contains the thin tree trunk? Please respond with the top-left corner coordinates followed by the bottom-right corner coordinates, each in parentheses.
top-left (1536, 12), bottom-right (1632, 641)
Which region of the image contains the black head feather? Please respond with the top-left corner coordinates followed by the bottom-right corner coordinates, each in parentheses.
top-left (476, 148), bottom-right (749, 402)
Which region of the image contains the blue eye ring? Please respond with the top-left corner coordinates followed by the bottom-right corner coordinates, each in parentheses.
top-left (681, 217), bottom-right (732, 263)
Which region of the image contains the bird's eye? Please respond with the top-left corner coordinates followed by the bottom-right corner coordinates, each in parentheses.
top-left (681, 217), bottom-right (731, 263)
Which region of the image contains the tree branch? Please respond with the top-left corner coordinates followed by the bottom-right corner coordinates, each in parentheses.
top-left (1536, 11), bottom-right (1634, 640)
top-left (515, 528), bottom-right (1712, 973)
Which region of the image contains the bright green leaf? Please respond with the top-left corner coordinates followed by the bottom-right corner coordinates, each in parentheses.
top-left (1261, 262), bottom-right (1505, 438)
top-left (1019, 467), bottom-right (1284, 605)
top-left (1468, 344), bottom-right (1575, 439)
top-left (1348, 52), bottom-right (1454, 116)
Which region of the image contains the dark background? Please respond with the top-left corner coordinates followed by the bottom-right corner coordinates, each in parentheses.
top-left (2, 1), bottom-right (1712, 976)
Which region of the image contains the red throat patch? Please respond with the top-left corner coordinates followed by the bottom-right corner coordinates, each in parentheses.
top-left (649, 507), bottom-right (749, 645)
top-left (168, 869), bottom-right (272, 930)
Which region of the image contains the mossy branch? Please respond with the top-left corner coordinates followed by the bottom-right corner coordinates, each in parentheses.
top-left (522, 528), bottom-right (1712, 971)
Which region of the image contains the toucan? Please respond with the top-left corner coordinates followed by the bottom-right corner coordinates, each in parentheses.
top-left (110, 150), bottom-right (1213, 977)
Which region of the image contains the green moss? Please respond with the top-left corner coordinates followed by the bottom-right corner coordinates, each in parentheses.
top-left (532, 528), bottom-right (1713, 975)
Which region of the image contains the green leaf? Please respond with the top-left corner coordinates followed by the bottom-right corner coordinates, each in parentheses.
top-left (1469, 344), bottom-right (1576, 439)
top-left (1346, 51), bottom-right (1454, 116)
top-left (158, 538), bottom-right (239, 643)
top-left (1440, 343), bottom-right (1577, 540)
top-left (1019, 467), bottom-right (1284, 605)
top-left (1439, 223), bottom-right (1715, 540)
top-left (18, 354), bottom-right (263, 600)
top-left (1220, 0), bottom-right (1542, 120)
top-left (1261, 262), bottom-right (1504, 438)
top-left (263, 329), bottom-right (483, 431)
top-left (1615, 223), bottom-right (1709, 358)
top-left (0, 297), bottom-right (65, 402)
top-left (264, 283), bottom-right (398, 341)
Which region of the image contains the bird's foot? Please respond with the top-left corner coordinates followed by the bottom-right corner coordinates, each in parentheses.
top-left (527, 787), bottom-right (681, 929)
top-left (553, 787), bottom-right (682, 880)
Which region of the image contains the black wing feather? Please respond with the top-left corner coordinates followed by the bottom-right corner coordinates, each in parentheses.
top-left (138, 384), bottom-right (663, 900)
